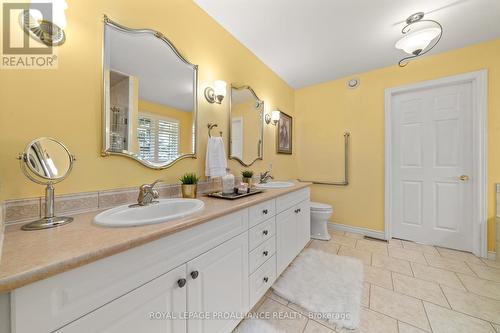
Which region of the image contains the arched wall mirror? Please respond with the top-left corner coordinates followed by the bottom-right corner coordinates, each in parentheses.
top-left (229, 85), bottom-right (264, 167)
top-left (102, 16), bottom-right (198, 169)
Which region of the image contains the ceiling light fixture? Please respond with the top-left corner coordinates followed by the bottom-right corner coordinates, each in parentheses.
top-left (395, 12), bottom-right (443, 67)
top-left (19, 0), bottom-right (68, 46)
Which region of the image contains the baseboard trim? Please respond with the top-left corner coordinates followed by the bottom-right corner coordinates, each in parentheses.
top-left (488, 251), bottom-right (496, 261)
top-left (328, 222), bottom-right (386, 240)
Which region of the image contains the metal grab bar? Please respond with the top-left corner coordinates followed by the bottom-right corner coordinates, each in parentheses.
top-left (298, 132), bottom-right (350, 186)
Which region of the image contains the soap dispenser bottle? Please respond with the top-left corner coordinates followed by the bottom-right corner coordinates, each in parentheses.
top-left (222, 169), bottom-right (235, 195)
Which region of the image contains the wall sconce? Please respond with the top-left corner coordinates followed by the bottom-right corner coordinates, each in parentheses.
top-left (204, 80), bottom-right (227, 104)
top-left (265, 110), bottom-right (281, 126)
top-left (20, 0), bottom-right (68, 46)
top-left (395, 12), bottom-right (443, 67)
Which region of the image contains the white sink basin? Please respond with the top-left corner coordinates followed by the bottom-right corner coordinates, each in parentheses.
top-left (94, 198), bottom-right (205, 227)
top-left (255, 181), bottom-right (295, 189)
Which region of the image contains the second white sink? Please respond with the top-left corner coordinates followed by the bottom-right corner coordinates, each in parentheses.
top-left (255, 181), bottom-right (294, 189)
top-left (94, 198), bottom-right (205, 227)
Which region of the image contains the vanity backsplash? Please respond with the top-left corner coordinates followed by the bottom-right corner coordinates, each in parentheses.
top-left (3, 179), bottom-right (222, 226)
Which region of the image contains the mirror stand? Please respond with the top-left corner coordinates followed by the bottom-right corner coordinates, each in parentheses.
top-left (21, 184), bottom-right (74, 231)
top-left (18, 137), bottom-right (76, 231)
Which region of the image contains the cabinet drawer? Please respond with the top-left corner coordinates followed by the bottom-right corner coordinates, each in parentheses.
top-left (249, 199), bottom-right (276, 228)
top-left (249, 217), bottom-right (275, 250)
top-left (276, 188), bottom-right (310, 213)
top-left (249, 255), bottom-right (276, 307)
top-left (249, 236), bottom-right (276, 274)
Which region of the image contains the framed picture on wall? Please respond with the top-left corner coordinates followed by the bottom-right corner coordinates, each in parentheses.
top-left (276, 111), bottom-right (293, 154)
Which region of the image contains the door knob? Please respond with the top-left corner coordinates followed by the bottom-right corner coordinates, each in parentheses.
top-left (459, 175), bottom-right (470, 182)
top-left (190, 271), bottom-right (199, 279)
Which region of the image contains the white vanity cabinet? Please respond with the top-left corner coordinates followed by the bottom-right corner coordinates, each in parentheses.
top-left (10, 187), bottom-right (310, 333)
top-left (58, 233), bottom-right (249, 333)
top-left (57, 264), bottom-right (188, 333)
top-left (187, 232), bottom-right (249, 333)
top-left (276, 189), bottom-right (311, 275)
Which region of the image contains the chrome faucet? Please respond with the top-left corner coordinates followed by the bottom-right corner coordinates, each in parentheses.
top-left (259, 170), bottom-right (274, 183)
top-left (137, 180), bottom-right (161, 206)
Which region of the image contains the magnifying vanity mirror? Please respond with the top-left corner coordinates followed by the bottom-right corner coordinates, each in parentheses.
top-left (229, 85), bottom-right (264, 167)
top-left (18, 137), bottom-right (76, 230)
top-left (102, 16), bottom-right (198, 169)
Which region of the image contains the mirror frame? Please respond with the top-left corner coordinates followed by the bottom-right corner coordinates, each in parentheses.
top-left (20, 137), bottom-right (75, 185)
top-left (228, 85), bottom-right (264, 167)
top-left (101, 15), bottom-right (198, 169)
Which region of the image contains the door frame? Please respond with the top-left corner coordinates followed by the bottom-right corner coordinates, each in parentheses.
top-left (384, 70), bottom-right (488, 257)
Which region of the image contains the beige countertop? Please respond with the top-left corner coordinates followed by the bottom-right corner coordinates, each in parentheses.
top-left (0, 182), bottom-right (311, 293)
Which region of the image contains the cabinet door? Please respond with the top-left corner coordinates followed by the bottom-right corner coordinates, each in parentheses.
top-left (276, 206), bottom-right (298, 275)
top-left (296, 201), bottom-right (311, 252)
top-left (57, 264), bottom-right (187, 333)
top-left (187, 232), bottom-right (249, 333)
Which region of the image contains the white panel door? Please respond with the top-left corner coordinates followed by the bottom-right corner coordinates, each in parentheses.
top-left (57, 264), bottom-right (187, 333)
top-left (391, 82), bottom-right (473, 251)
top-left (276, 206), bottom-right (298, 275)
top-left (231, 117), bottom-right (243, 159)
top-left (187, 232), bottom-right (249, 333)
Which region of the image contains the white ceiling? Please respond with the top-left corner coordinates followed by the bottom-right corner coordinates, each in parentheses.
top-left (195, 0), bottom-right (500, 88)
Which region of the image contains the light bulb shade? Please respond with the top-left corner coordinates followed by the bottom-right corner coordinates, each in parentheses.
top-left (26, 9), bottom-right (43, 28)
top-left (30, 0), bottom-right (68, 28)
top-left (395, 27), bottom-right (441, 55)
top-left (271, 110), bottom-right (281, 122)
top-left (213, 80), bottom-right (227, 98)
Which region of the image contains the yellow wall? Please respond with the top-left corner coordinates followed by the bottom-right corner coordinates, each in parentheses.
top-left (138, 100), bottom-right (194, 154)
top-left (0, 0), bottom-right (297, 201)
top-left (296, 39), bottom-right (500, 251)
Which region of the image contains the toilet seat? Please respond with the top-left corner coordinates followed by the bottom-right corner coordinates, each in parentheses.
top-left (310, 202), bottom-right (333, 212)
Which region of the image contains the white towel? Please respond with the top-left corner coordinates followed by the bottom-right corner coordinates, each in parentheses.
top-left (205, 137), bottom-right (227, 178)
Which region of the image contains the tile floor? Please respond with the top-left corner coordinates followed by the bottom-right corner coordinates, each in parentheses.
top-left (234, 229), bottom-right (500, 333)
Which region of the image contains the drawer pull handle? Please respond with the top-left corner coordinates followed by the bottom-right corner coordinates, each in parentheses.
top-left (263, 277), bottom-right (269, 283)
top-left (263, 209), bottom-right (268, 215)
top-left (190, 271), bottom-right (199, 279)
top-left (295, 208), bottom-right (302, 213)
top-left (263, 250), bottom-right (269, 256)
top-left (177, 278), bottom-right (187, 288)
top-left (262, 230), bottom-right (269, 236)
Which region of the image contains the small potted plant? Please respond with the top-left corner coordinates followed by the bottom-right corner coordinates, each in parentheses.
top-left (179, 172), bottom-right (200, 198)
top-left (241, 170), bottom-right (254, 188)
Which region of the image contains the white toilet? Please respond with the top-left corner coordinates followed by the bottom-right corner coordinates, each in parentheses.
top-left (310, 202), bottom-right (334, 241)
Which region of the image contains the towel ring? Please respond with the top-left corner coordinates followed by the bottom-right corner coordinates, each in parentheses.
top-left (207, 123), bottom-right (223, 138)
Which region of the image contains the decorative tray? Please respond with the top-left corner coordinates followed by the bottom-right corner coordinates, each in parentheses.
top-left (207, 189), bottom-right (263, 200)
